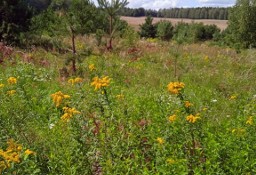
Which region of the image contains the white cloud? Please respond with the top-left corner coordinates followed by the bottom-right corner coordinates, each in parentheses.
top-left (92, 0), bottom-right (235, 9)
top-left (128, 0), bottom-right (179, 10)
top-left (197, 0), bottom-right (236, 7)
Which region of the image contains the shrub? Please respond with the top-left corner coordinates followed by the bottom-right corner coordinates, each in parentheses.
top-left (156, 20), bottom-right (174, 41)
top-left (139, 16), bottom-right (157, 38)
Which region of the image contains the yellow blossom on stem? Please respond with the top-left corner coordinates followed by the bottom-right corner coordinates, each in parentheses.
top-left (167, 82), bottom-right (185, 94)
top-left (166, 158), bottom-right (176, 165)
top-left (61, 107), bottom-right (80, 122)
top-left (74, 77), bottom-right (83, 83)
top-left (68, 78), bottom-right (75, 85)
top-left (89, 64), bottom-right (96, 71)
top-left (156, 137), bottom-right (164, 144)
top-left (51, 91), bottom-right (70, 107)
top-left (7, 77), bottom-right (17, 85)
top-left (25, 149), bottom-right (35, 156)
top-left (184, 101), bottom-right (193, 108)
top-left (230, 95), bottom-right (237, 100)
top-left (7, 90), bottom-right (16, 96)
top-left (116, 94), bottom-right (124, 100)
top-left (246, 116), bottom-right (253, 125)
top-left (68, 77), bottom-right (83, 85)
top-left (0, 84), bottom-right (4, 88)
top-left (168, 114), bottom-right (177, 123)
top-left (186, 114), bottom-right (200, 123)
top-left (91, 76), bottom-right (111, 91)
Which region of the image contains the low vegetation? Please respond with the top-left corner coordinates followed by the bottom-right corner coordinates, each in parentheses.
top-left (1, 0), bottom-right (256, 174)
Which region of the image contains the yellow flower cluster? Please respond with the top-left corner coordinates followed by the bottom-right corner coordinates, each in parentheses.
top-left (7, 90), bottom-right (16, 96)
top-left (68, 77), bottom-right (83, 85)
top-left (167, 82), bottom-right (185, 94)
top-left (168, 114), bottom-right (177, 123)
top-left (184, 101), bottom-right (193, 108)
top-left (156, 137), bottom-right (164, 144)
top-left (24, 149), bottom-right (35, 156)
top-left (7, 77), bottom-right (17, 85)
top-left (91, 76), bottom-right (111, 91)
top-left (246, 116), bottom-right (253, 125)
top-left (116, 94), bottom-right (125, 100)
top-left (51, 91), bottom-right (70, 107)
top-left (0, 84), bottom-right (4, 88)
top-left (0, 139), bottom-right (22, 172)
top-left (61, 107), bottom-right (80, 122)
top-left (89, 64), bottom-right (96, 71)
top-left (186, 114), bottom-right (200, 123)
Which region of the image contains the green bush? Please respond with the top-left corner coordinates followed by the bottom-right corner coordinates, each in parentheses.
top-left (139, 16), bottom-right (157, 38)
top-left (156, 20), bottom-right (174, 41)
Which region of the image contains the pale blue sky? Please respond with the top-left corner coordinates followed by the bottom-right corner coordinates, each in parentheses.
top-left (93, 0), bottom-right (236, 10)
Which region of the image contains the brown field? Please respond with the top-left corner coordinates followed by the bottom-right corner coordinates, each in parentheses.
top-left (121, 16), bottom-right (228, 31)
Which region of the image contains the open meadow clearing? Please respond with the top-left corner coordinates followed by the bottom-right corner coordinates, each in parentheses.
top-left (121, 16), bottom-right (228, 30)
top-left (1, 38), bottom-right (256, 174)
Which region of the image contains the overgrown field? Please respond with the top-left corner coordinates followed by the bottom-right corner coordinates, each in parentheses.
top-left (0, 40), bottom-right (256, 174)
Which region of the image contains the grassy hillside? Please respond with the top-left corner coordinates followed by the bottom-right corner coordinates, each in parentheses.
top-left (0, 39), bottom-right (256, 174)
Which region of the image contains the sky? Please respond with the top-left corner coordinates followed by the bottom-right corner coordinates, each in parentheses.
top-left (93, 0), bottom-right (236, 10)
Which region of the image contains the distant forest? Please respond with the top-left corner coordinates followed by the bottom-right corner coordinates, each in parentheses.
top-left (119, 7), bottom-right (229, 20)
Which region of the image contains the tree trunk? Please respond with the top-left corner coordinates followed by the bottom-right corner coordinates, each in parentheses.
top-left (71, 27), bottom-right (77, 73)
top-left (108, 16), bottom-right (113, 50)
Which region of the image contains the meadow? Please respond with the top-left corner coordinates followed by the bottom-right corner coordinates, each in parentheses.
top-left (121, 16), bottom-right (228, 30)
top-left (0, 38), bottom-right (256, 174)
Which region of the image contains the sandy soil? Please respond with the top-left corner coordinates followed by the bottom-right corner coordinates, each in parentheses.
top-left (121, 16), bottom-right (228, 31)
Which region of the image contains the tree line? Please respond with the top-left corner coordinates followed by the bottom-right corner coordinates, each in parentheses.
top-left (0, 0), bottom-right (256, 51)
top-left (119, 7), bottom-right (229, 20)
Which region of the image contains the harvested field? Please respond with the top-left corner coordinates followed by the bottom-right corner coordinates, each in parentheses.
top-left (121, 16), bottom-right (228, 30)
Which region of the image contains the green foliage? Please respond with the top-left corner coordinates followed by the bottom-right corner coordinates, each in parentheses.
top-left (0, 40), bottom-right (256, 174)
top-left (227, 0), bottom-right (256, 48)
top-left (173, 22), bottom-right (221, 43)
top-left (0, 0), bottom-right (33, 45)
top-left (122, 26), bottom-right (139, 47)
top-left (156, 21), bottom-right (174, 41)
top-left (139, 16), bottom-right (157, 38)
top-left (97, 0), bottom-right (129, 50)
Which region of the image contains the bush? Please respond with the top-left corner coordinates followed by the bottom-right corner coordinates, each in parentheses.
top-left (156, 21), bottom-right (174, 41)
top-left (139, 16), bottom-right (157, 38)
top-left (173, 22), bottom-right (221, 43)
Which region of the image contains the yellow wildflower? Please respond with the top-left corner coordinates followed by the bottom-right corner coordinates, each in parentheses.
top-left (51, 91), bottom-right (70, 107)
top-left (7, 90), bottom-right (16, 96)
top-left (167, 82), bottom-right (185, 94)
top-left (74, 77), bottom-right (83, 83)
top-left (61, 107), bottom-right (80, 122)
top-left (230, 95), bottom-right (237, 100)
top-left (116, 94), bottom-right (124, 100)
top-left (89, 64), bottom-right (96, 71)
top-left (184, 101), bottom-right (193, 108)
top-left (0, 84), bottom-right (4, 88)
top-left (91, 76), bottom-right (111, 91)
top-left (156, 137), bottom-right (164, 145)
top-left (202, 107), bottom-right (208, 111)
top-left (68, 78), bottom-right (75, 85)
top-left (246, 116), bottom-right (253, 125)
top-left (186, 114), bottom-right (200, 123)
top-left (7, 77), bottom-right (17, 85)
top-left (166, 158), bottom-right (175, 165)
top-left (24, 149), bottom-right (35, 156)
top-left (168, 114), bottom-right (177, 123)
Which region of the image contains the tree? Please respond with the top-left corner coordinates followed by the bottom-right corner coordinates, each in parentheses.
top-left (156, 21), bottom-right (173, 41)
top-left (139, 16), bottom-right (157, 38)
top-left (0, 0), bottom-right (33, 45)
top-left (51, 0), bottom-right (96, 72)
top-left (97, 0), bottom-right (129, 50)
top-left (228, 0), bottom-right (256, 48)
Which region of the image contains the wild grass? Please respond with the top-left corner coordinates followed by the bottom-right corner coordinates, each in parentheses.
top-left (0, 38), bottom-right (255, 174)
